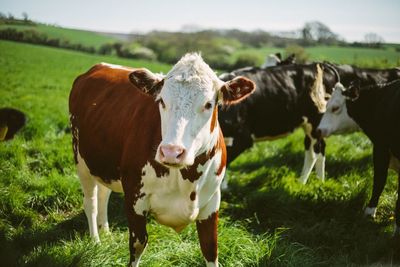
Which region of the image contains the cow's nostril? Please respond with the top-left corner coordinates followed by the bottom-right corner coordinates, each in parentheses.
top-left (176, 149), bottom-right (185, 159)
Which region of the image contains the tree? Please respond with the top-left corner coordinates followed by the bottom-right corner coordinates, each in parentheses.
top-left (300, 21), bottom-right (339, 45)
top-left (364, 33), bottom-right (384, 47)
top-left (22, 12), bottom-right (29, 22)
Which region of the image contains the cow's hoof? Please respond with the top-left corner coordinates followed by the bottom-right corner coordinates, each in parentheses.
top-left (364, 207), bottom-right (377, 218)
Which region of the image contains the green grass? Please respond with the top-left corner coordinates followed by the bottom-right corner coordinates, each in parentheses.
top-left (0, 23), bottom-right (117, 48)
top-left (1, 40), bottom-right (399, 266)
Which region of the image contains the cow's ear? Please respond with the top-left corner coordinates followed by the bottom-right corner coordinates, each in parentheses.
top-left (220, 76), bottom-right (255, 105)
top-left (343, 80), bottom-right (360, 101)
top-left (275, 52), bottom-right (282, 60)
top-left (129, 68), bottom-right (164, 97)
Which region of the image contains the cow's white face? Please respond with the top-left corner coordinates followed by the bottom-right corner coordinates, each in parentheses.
top-left (317, 83), bottom-right (359, 137)
top-left (156, 74), bottom-right (219, 167)
top-left (129, 53), bottom-right (255, 168)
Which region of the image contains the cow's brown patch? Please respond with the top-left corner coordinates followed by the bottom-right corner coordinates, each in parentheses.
top-left (210, 106), bottom-right (218, 133)
top-left (180, 144), bottom-right (216, 182)
top-left (180, 128), bottom-right (227, 181)
top-left (149, 159), bottom-right (170, 178)
top-left (215, 129), bottom-right (227, 176)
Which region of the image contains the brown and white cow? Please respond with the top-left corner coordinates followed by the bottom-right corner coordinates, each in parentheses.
top-left (69, 53), bottom-right (255, 266)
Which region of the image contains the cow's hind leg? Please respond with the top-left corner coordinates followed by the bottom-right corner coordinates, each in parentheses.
top-left (77, 156), bottom-right (99, 242)
top-left (365, 146), bottom-right (390, 218)
top-left (97, 182), bottom-right (111, 233)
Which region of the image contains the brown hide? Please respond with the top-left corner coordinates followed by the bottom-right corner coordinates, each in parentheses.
top-left (69, 64), bottom-right (163, 184)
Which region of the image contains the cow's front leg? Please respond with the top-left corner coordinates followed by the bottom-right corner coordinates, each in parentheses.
top-left (197, 212), bottom-right (218, 267)
top-left (299, 135), bottom-right (317, 184)
top-left (365, 146), bottom-right (390, 218)
top-left (314, 137), bottom-right (326, 182)
top-left (125, 197), bottom-right (148, 267)
top-left (196, 191), bottom-right (220, 267)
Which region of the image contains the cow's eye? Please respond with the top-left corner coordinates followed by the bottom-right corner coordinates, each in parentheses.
top-left (331, 106), bottom-right (340, 113)
top-left (204, 102), bottom-right (213, 110)
top-left (159, 98), bottom-right (166, 109)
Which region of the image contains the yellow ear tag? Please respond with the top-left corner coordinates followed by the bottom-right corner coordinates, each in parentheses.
top-left (0, 126), bottom-right (8, 141)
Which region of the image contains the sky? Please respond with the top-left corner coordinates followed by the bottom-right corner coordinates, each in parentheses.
top-left (2, 0), bottom-right (400, 43)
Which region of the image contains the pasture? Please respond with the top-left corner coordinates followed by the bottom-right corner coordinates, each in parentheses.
top-left (0, 40), bottom-right (399, 266)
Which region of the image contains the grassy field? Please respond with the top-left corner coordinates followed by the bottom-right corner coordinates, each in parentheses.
top-left (0, 23), bottom-right (117, 48)
top-left (1, 40), bottom-right (399, 266)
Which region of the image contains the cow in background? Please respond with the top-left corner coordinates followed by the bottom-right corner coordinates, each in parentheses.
top-left (69, 53), bottom-right (255, 266)
top-left (219, 63), bottom-right (339, 185)
top-left (317, 80), bottom-right (400, 237)
top-left (0, 108), bottom-right (26, 141)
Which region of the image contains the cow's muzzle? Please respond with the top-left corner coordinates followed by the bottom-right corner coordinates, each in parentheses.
top-left (159, 144), bottom-right (187, 167)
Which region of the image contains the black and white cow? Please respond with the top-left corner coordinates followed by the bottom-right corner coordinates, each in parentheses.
top-left (219, 63), bottom-right (340, 184)
top-left (317, 80), bottom-right (400, 236)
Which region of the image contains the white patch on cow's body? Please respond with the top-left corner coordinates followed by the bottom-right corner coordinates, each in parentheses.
top-left (134, 148), bottom-right (224, 232)
top-left (318, 83), bottom-right (360, 137)
top-left (364, 206), bottom-right (377, 217)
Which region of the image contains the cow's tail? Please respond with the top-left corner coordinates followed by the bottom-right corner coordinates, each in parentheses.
top-left (310, 64), bottom-right (327, 113)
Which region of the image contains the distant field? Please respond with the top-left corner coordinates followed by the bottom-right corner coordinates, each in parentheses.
top-left (234, 45), bottom-right (400, 68)
top-left (1, 40), bottom-right (399, 266)
top-left (0, 23), bottom-right (117, 48)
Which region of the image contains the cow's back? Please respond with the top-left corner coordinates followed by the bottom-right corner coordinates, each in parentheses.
top-left (69, 64), bottom-right (161, 182)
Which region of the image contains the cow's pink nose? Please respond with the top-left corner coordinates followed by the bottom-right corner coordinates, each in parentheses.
top-left (159, 145), bottom-right (186, 164)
